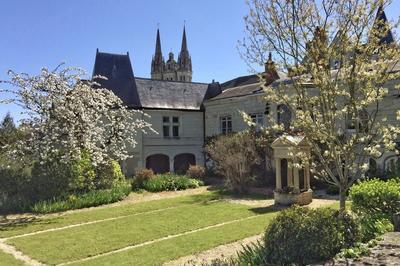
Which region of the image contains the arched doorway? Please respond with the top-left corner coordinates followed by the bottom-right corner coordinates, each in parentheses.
top-left (174, 153), bottom-right (196, 174)
top-left (146, 154), bottom-right (170, 174)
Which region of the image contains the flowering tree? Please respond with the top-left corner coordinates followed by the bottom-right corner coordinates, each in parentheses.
top-left (241, 0), bottom-right (400, 210)
top-left (0, 66), bottom-right (152, 167)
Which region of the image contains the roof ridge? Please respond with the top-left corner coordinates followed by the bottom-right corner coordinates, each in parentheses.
top-left (135, 77), bottom-right (209, 85)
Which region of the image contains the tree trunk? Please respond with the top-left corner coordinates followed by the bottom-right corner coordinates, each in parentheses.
top-left (339, 187), bottom-right (346, 212)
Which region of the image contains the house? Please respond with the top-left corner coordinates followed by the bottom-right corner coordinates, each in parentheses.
top-left (92, 8), bottom-right (400, 177)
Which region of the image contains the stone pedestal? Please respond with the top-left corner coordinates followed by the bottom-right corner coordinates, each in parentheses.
top-left (274, 189), bottom-right (313, 206)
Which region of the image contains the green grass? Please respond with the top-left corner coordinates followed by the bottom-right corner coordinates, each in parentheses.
top-left (7, 200), bottom-right (271, 264)
top-left (1, 191), bottom-right (340, 266)
top-left (75, 214), bottom-right (276, 266)
top-left (0, 250), bottom-right (24, 266)
top-left (0, 192), bottom-right (220, 238)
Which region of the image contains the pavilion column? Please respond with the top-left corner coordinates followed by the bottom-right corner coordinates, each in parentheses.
top-left (288, 161), bottom-right (293, 187)
top-left (304, 163), bottom-right (310, 190)
top-left (275, 158), bottom-right (282, 189)
top-left (293, 165), bottom-right (300, 190)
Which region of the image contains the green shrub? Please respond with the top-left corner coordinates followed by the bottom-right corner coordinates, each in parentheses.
top-left (96, 160), bottom-right (125, 189)
top-left (186, 165), bottom-right (206, 179)
top-left (326, 184), bottom-right (340, 195)
top-left (263, 206), bottom-right (344, 265)
top-left (141, 174), bottom-right (203, 192)
top-left (31, 181), bottom-right (131, 213)
top-left (69, 151), bottom-right (96, 193)
top-left (134, 168), bottom-right (154, 187)
top-left (0, 167), bottom-right (34, 213)
top-left (234, 241), bottom-right (268, 266)
top-left (31, 159), bottom-right (72, 200)
top-left (350, 178), bottom-right (400, 220)
top-left (359, 215), bottom-right (394, 242)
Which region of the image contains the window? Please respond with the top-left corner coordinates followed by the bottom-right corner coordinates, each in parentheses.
top-left (163, 126), bottom-right (170, 137)
top-left (162, 116), bottom-right (170, 137)
top-left (277, 104), bottom-right (292, 128)
top-left (172, 116), bottom-right (179, 137)
top-left (250, 113), bottom-right (264, 127)
top-left (162, 116), bottom-right (180, 138)
top-left (264, 102), bottom-right (270, 115)
top-left (220, 116), bottom-right (232, 134)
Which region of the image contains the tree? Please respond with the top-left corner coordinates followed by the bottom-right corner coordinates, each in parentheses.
top-left (0, 65), bottom-right (153, 167)
top-left (241, 0), bottom-right (400, 210)
top-left (205, 130), bottom-right (262, 194)
top-left (0, 112), bottom-right (16, 146)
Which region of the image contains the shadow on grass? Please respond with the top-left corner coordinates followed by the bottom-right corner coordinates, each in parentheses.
top-left (0, 216), bottom-right (59, 234)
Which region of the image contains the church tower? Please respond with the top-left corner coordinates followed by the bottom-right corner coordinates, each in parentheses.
top-left (150, 26), bottom-right (192, 82)
top-left (177, 26), bottom-right (192, 82)
top-left (151, 28), bottom-right (165, 80)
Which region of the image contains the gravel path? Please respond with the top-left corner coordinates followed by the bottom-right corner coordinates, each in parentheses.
top-left (163, 234), bottom-right (263, 266)
top-left (164, 198), bottom-right (338, 266)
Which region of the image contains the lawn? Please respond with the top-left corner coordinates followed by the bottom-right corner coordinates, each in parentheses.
top-left (0, 249), bottom-right (24, 266)
top-left (0, 191), bottom-right (338, 265)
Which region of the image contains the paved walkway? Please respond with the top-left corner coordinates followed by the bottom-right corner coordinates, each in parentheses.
top-left (331, 232), bottom-right (400, 266)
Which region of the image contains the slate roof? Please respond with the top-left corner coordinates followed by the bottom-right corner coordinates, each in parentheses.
top-left (92, 50), bottom-right (213, 110)
top-left (207, 70), bottom-right (282, 101)
top-left (135, 78), bottom-right (209, 110)
top-left (208, 82), bottom-right (263, 101)
top-left (220, 74), bottom-right (260, 90)
top-left (92, 51), bottom-right (141, 107)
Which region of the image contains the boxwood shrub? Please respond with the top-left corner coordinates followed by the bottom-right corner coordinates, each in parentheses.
top-left (263, 206), bottom-right (351, 265)
top-left (349, 178), bottom-right (399, 241)
top-left (350, 178), bottom-right (400, 219)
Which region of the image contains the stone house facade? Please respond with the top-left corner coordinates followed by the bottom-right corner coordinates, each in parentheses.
top-left (92, 13), bottom-right (400, 177)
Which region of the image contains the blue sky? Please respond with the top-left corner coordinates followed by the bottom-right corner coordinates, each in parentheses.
top-left (0, 0), bottom-right (399, 121)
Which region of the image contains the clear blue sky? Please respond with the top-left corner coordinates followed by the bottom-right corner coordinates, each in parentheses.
top-left (0, 0), bottom-right (399, 121)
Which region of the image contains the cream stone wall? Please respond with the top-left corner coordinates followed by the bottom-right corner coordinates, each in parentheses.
top-left (203, 80), bottom-right (400, 172)
top-left (204, 94), bottom-right (275, 136)
top-left (123, 109), bottom-right (205, 176)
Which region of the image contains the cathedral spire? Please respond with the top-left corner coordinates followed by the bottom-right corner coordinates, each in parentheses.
top-left (177, 24), bottom-right (192, 82)
top-left (372, 5), bottom-right (395, 45)
top-left (151, 27), bottom-right (165, 80)
top-left (155, 28), bottom-right (162, 55)
top-left (180, 25), bottom-right (188, 53)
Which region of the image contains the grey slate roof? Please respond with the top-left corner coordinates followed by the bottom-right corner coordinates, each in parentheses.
top-left (92, 51), bottom-right (141, 107)
top-left (92, 50), bottom-right (215, 110)
top-left (135, 78), bottom-right (209, 110)
top-left (208, 82), bottom-right (263, 101)
top-left (221, 74), bottom-right (260, 90)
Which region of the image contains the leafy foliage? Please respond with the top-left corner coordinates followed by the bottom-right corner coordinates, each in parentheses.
top-left (348, 179), bottom-right (398, 242)
top-left (350, 178), bottom-right (400, 220)
top-left (134, 168), bottom-right (154, 187)
top-left (186, 165), bottom-right (206, 179)
top-left (205, 130), bottom-right (262, 194)
top-left (264, 206), bottom-right (345, 265)
top-left (30, 181), bottom-right (131, 213)
top-left (139, 174), bottom-right (203, 192)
